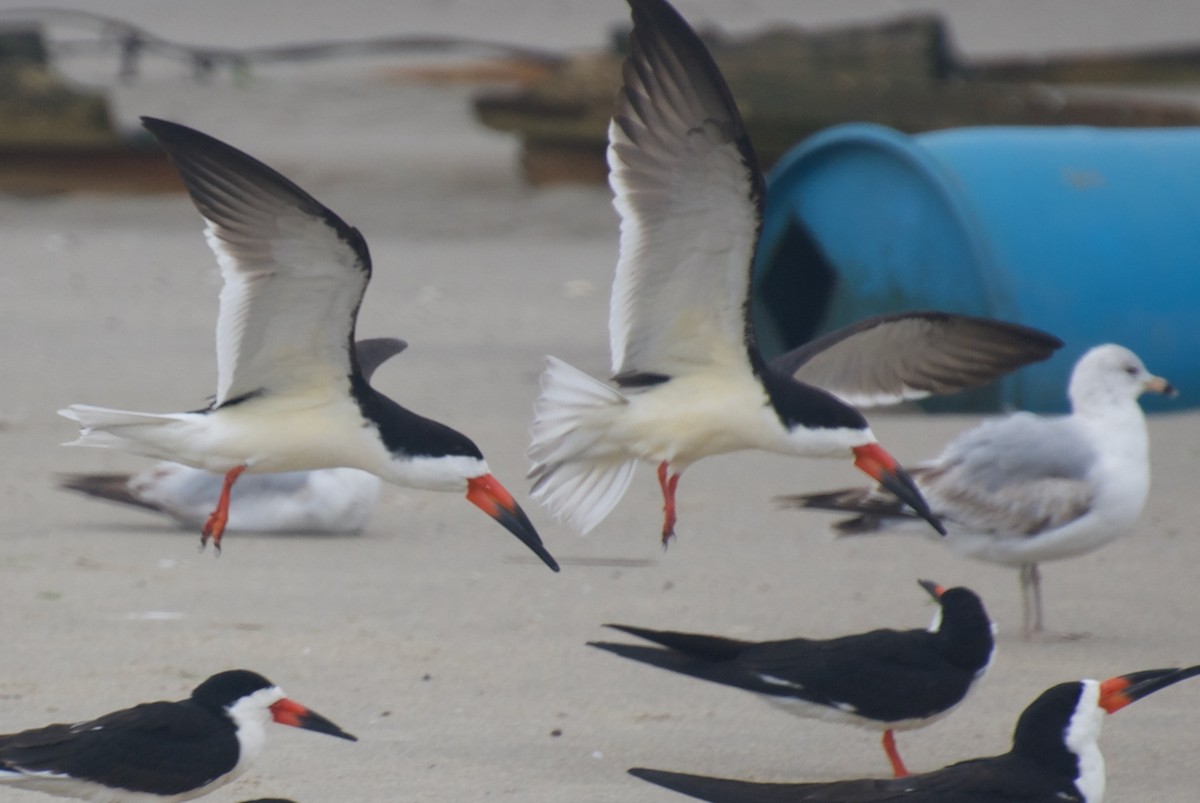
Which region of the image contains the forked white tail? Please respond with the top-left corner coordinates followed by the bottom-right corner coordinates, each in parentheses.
top-left (58, 404), bottom-right (194, 461)
top-left (527, 357), bottom-right (638, 533)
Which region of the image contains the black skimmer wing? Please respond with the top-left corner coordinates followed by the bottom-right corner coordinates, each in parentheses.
top-left (768, 312), bottom-right (1062, 408)
top-left (529, 0), bottom-right (945, 545)
top-left (139, 116), bottom-right (371, 409)
top-left (630, 666), bottom-right (1200, 803)
top-left (782, 344), bottom-right (1174, 637)
top-left (58, 121), bottom-right (558, 570)
top-left (0, 670), bottom-right (354, 800)
top-left (591, 580), bottom-right (993, 777)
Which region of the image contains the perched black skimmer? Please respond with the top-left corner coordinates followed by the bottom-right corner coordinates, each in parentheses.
top-left (58, 339), bottom-right (407, 535)
top-left (527, 0), bottom-right (1062, 544)
top-left (590, 580), bottom-right (993, 777)
top-left (782, 344), bottom-right (1174, 637)
top-left (629, 666), bottom-right (1200, 803)
top-left (0, 669), bottom-right (356, 801)
top-left (58, 117), bottom-right (558, 571)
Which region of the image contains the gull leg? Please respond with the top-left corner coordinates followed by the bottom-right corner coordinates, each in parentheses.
top-left (1030, 563), bottom-right (1044, 635)
top-left (882, 730), bottom-right (908, 778)
top-left (1019, 563), bottom-right (1043, 638)
top-left (657, 461), bottom-right (680, 547)
top-left (201, 465), bottom-right (246, 553)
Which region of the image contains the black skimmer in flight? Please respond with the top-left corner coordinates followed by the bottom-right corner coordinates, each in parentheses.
top-left (629, 666), bottom-right (1200, 802)
top-left (591, 580), bottom-right (993, 777)
top-left (58, 117), bottom-right (558, 571)
top-left (527, 0), bottom-right (1062, 545)
top-left (58, 339), bottom-right (407, 535)
top-left (782, 344), bottom-right (1174, 637)
top-left (0, 669), bottom-right (355, 801)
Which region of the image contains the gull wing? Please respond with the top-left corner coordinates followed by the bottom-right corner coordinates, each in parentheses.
top-left (607, 0), bottom-right (764, 379)
top-left (143, 117), bottom-right (371, 407)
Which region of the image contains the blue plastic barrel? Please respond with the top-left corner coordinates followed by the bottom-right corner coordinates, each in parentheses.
top-left (751, 123), bottom-right (1200, 412)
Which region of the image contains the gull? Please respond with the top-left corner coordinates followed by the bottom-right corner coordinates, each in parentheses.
top-left (783, 344), bottom-right (1174, 637)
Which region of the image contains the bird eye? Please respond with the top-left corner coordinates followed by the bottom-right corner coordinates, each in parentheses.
top-left (1124, 365), bottom-right (1139, 376)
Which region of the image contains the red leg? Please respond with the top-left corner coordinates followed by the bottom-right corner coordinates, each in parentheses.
top-left (882, 730), bottom-right (909, 778)
top-left (201, 465), bottom-right (247, 553)
top-left (657, 461), bottom-right (680, 547)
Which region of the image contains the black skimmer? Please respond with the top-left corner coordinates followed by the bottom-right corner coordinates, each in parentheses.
top-left (58, 117), bottom-right (558, 571)
top-left (629, 666), bottom-right (1200, 802)
top-left (0, 669), bottom-right (355, 801)
top-left (58, 338), bottom-right (407, 535)
top-left (527, 0), bottom-right (1062, 545)
top-left (781, 344), bottom-right (1175, 637)
top-left (590, 580), bottom-right (994, 777)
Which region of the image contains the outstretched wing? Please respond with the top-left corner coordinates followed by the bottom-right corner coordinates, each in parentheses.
top-left (607, 0), bottom-right (764, 379)
top-left (143, 117), bottom-right (371, 407)
top-left (769, 312), bottom-right (1062, 408)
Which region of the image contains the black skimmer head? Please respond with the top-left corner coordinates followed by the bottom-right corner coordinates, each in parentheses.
top-left (58, 116), bottom-right (558, 571)
top-left (591, 579), bottom-right (994, 777)
top-left (0, 669), bottom-right (355, 801)
top-left (918, 579), bottom-right (995, 673)
top-left (628, 666), bottom-right (1200, 803)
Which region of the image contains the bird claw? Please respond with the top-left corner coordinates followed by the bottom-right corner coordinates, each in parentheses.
top-left (200, 519), bottom-right (224, 556)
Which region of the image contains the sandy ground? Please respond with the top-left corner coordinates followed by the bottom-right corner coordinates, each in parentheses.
top-left (2, 3), bottom-right (1200, 801)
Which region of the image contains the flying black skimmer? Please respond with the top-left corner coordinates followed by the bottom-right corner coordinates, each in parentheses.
top-left (58, 339), bottom-right (407, 535)
top-left (0, 669), bottom-right (356, 801)
top-left (590, 580), bottom-right (994, 777)
top-left (527, 0), bottom-right (1062, 545)
top-left (58, 117), bottom-right (558, 571)
top-left (629, 666), bottom-right (1200, 803)
top-left (782, 344), bottom-right (1174, 637)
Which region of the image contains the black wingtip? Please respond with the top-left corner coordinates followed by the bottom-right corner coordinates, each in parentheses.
top-left (629, 767), bottom-right (744, 802)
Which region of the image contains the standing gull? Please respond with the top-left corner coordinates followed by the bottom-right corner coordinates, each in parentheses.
top-left (527, 0), bottom-right (1061, 544)
top-left (783, 344), bottom-right (1174, 636)
top-left (59, 118), bottom-right (558, 571)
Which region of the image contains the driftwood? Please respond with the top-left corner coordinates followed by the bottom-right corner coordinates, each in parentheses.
top-left (0, 25), bottom-right (181, 193)
top-left (473, 15), bottom-right (1200, 185)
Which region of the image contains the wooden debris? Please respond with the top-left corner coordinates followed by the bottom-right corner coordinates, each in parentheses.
top-left (473, 15), bottom-right (1200, 185)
